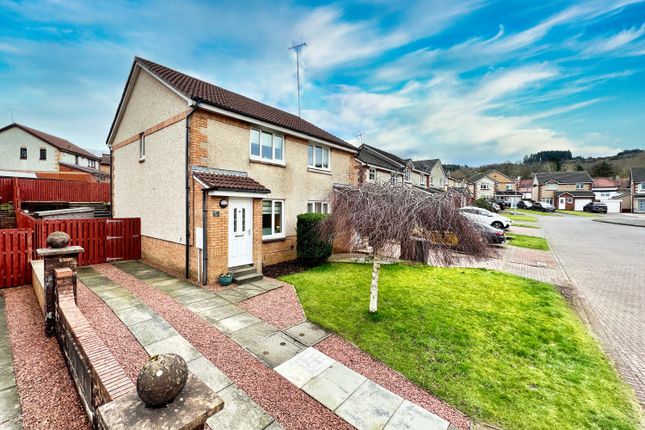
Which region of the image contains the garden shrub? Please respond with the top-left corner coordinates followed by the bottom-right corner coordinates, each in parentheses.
top-left (473, 197), bottom-right (494, 211)
top-left (296, 213), bottom-right (332, 266)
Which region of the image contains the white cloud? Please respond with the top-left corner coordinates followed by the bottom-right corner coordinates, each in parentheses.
top-left (581, 23), bottom-right (645, 55)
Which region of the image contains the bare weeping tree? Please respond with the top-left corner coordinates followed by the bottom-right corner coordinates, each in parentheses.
top-left (322, 182), bottom-right (493, 313)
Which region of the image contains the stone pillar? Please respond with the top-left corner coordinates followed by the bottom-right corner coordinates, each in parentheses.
top-left (35, 245), bottom-right (84, 336)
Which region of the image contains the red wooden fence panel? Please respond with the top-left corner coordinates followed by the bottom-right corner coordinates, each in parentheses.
top-left (16, 178), bottom-right (110, 202)
top-left (0, 178), bottom-right (13, 203)
top-left (35, 219), bottom-right (107, 266)
top-left (0, 229), bottom-right (32, 288)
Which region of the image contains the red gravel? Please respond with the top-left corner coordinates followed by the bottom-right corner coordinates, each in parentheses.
top-left (2, 287), bottom-right (89, 430)
top-left (317, 335), bottom-right (471, 430)
top-left (93, 264), bottom-right (352, 430)
top-left (239, 284), bottom-right (305, 329)
top-left (76, 281), bottom-right (149, 382)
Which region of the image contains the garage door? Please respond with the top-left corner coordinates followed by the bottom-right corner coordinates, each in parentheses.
top-left (574, 199), bottom-right (592, 211)
top-left (604, 200), bottom-right (621, 213)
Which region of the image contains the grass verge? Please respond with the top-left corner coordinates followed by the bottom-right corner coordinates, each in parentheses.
top-left (513, 223), bottom-right (539, 229)
top-left (282, 263), bottom-right (640, 430)
top-left (507, 214), bottom-right (538, 223)
top-left (507, 233), bottom-right (550, 250)
top-left (556, 210), bottom-right (597, 217)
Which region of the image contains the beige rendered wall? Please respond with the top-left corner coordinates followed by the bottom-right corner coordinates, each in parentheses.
top-left (429, 163), bottom-right (446, 189)
top-left (200, 113), bottom-right (354, 236)
top-left (112, 69), bottom-right (188, 144)
top-left (0, 128), bottom-right (59, 172)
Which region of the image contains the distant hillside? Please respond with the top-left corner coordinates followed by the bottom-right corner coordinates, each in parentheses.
top-left (446, 149), bottom-right (644, 179)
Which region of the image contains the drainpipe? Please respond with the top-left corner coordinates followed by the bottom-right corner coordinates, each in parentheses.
top-left (109, 147), bottom-right (113, 216)
top-left (185, 100), bottom-right (201, 279)
top-left (202, 188), bottom-right (208, 285)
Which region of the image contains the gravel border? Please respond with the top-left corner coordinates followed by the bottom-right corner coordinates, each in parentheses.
top-left (239, 285), bottom-right (305, 329)
top-left (2, 287), bottom-right (89, 430)
top-left (94, 264), bottom-right (352, 430)
top-left (76, 281), bottom-right (149, 383)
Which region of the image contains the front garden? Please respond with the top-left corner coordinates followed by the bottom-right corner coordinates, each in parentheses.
top-left (282, 263), bottom-right (640, 430)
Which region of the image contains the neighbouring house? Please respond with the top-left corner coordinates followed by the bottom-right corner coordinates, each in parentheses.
top-left (0, 123), bottom-right (105, 181)
top-left (100, 153), bottom-right (111, 174)
top-left (592, 177), bottom-right (620, 201)
top-left (107, 57), bottom-right (358, 284)
top-left (532, 171), bottom-right (594, 210)
top-left (467, 170), bottom-right (520, 205)
top-left (518, 178), bottom-right (533, 199)
top-left (447, 174), bottom-right (466, 190)
top-left (629, 167), bottom-right (645, 213)
top-left (355, 144), bottom-right (446, 192)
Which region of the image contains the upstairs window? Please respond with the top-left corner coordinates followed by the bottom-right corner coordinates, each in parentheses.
top-left (251, 129), bottom-right (283, 163)
top-left (139, 133), bottom-right (145, 160)
top-left (308, 144), bottom-right (329, 170)
top-left (20, 147), bottom-right (27, 159)
top-left (419, 175), bottom-right (425, 186)
top-left (639, 182), bottom-right (645, 192)
top-left (404, 169), bottom-right (411, 183)
top-left (506, 183), bottom-right (514, 190)
top-left (546, 183), bottom-right (558, 190)
top-left (39, 148), bottom-right (47, 160)
top-left (368, 168), bottom-right (376, 181)
top-left (307, 201), bottom-right (329, 214)
top-left (575, 183), bottom-right (584, 190)
top-left (480, 183), bottom-right (490, 190)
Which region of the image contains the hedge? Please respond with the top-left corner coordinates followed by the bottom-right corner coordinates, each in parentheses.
top-left (296, 213), bottom-right (332, 266)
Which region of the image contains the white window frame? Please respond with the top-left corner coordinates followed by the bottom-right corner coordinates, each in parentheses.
top-left (546, 183), bottom-right (558, 190)
top-left (566, 197), bottom-right (573, 203)
top-left (575, 183), bottom-right (584, 190)
top-left (139, 133), bottom-right (145, 161)
top-left (480, 183), bottom-right (490, 190)
top-left (404, 168), bottom-right (411, 183)
top-left (250, 128), bottom-right (285, 164)
top-left (542, 197), bottom-right (554, 204)
top-left (419, 174), bottom-right (426, 187)
top-left (368, 168), bottom-right (376, 182)
top-left (262, 199), bottom-right (285, 240)
top-left (307, 201), bottom-right (330, 214)
top-left (505, 183), bottom-right (514, 190)
top-left (19, 147), bottom-right (27, 160)
top-left (307, 144), bottom-right (330, 171)
top-left (639, 182), bottom-right (645, 192)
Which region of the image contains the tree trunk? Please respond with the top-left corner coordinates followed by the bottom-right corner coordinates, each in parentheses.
top-left (369, 258), bottom-right (380, 313)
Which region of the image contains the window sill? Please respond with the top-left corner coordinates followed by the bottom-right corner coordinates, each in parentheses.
top-left (250, 157), bottom-right (286, 168)
top-left (307, 167), bottom-right (332, 175)
top-left (262, 236), bottom-right (287, 243)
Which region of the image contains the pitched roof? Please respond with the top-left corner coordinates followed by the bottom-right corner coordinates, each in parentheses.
top-left (554, 190), bottom-right (596, 198)
top-left (466, 171), bottom-right (493, 183)
top-left (193, 171), bottom-right (270, 194)
top-left (519, 178), bottom-right (533, 189)
top-left (100, 153), bottom-right (111, 165)
top-left (412, 159), bottom-right (440, 174)
top-left (131, 58), bottom-right (354, 151)
top-left (0, 123), bottom-right (100, 160)
top-left (356, 144), bottom-right (407, 171)
top-left (592, 177), bottom-right (618, 188)
top-left (59, 162), bottom-right (110, 180)
top-left (534, 171), bottom-right (593, 184)
top-left (631, 167), bottom-right (645, 183)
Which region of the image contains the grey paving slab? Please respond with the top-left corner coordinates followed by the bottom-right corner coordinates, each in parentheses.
top-left (0, 417), bottom-right (23, 429)
top-left (166, 286), bottom-right (199, 298)
top-left (174, 289), bottom-right (218, 305)
top-left (148, 277), bottom-right (187, 288)
top-left (213, 312), bottom-right (262, 335)
top-left (0, 387), bottom-right (21, 424)
top-left (215, 289), bottom-right (246, 304)
top-left (128, 316), bottom-right (178, 347)
top-left (200, 304), bottom-right (245, 323)
top-left (263, 422), bottom-right (284, 430)
top-left (104, 294), bottom-right (141, 311)
top-left (0, 347), bottom-right (10, 367)
top-left (187, 356), bottom-right (232, 393)
top-left (228, 322), bottom-right (278, 347)
top-left (246, 332), bottom-right (304, 368)
top-left (155, 280), bottom-right (194, 293)
top-left (335, 380), bottom-right (403, 430)
top-left (284, 321), bottom-right (330, 346)
top-left (384, 400), bottom-right (449, 430)
top-left (235, 285), bottom-right (266, 299)
top-left (113, 304), bottom-right (156, 326)
top-left (0, 364), bottom-right (16, 392)
top-left (206, 385), bottom-right (273, 430)
top-left (275, 347), bottom-right (335, 388)
top-left (185, 296), bottom-right (230, 313)
top-left (248, 279), bottom-right (281, 291)
top-left (145, 334), bottom-right (202, 363)
top-left (86, 283), bottom-right (119, 293)
top-left (301, 363), bottom-right (367, 410)
top-left (95, 287), bottom-right (132, 301)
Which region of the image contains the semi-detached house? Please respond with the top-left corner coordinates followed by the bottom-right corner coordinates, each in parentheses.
top-left (107, 57), bottom-right (357, 284)
top-left (532, 171), bottom-right (594, 210)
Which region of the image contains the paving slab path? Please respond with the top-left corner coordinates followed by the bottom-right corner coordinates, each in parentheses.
top-left (76, 267), bottom-right (279, 430)
top-left (110, 261), bottom-right (454, 430)
top-left (0, 295), bottom-right (22, 429)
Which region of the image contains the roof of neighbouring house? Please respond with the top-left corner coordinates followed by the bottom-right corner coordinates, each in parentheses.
top-left (534, 171), bottom-right (593, 184)
top-left (193, 170), bottom-right (270, 194)
top-left (59, 162), bottom-right (110, 180)
top-left (467, 171), bottom-right (494, 183)
top-left (0, 123), bottom-right (100, 160)
top-left (412, 159), bottom-right (441, 174)
top-left (125, 57), bottom-right (354, 151)
top-left (630, 167), bottom-right (645, 183)
top-left (100, 153), bottom-right (111, 165)
top-left (592, 177), bottom-right (619, 188)
top-left (554, 190), bottom-right (596, 198)
top-left (519, 178), bottom-right (533, 189)
top-left (356, 144), bottom-right (408, 171)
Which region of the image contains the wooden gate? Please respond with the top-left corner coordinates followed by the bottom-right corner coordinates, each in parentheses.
top-left (105, 218), bottom-right (141, 262)
top-left (0, 229), bottom-right (32, 288)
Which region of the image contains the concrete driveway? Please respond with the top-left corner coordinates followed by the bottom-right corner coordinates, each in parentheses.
top-left (539, 214), bottom-right (645, 406)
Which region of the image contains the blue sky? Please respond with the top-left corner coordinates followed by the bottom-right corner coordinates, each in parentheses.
top-left (1, 0), bottom-right (644, 164)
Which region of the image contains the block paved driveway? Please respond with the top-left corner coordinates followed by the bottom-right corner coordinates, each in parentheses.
top-left (539, 215), bottom-right (645, 406)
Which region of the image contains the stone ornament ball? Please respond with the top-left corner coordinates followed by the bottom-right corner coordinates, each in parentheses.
top-left (46, 231), bottom-right (70, 248)
top-left (137, 353), bottom-right (188, 407)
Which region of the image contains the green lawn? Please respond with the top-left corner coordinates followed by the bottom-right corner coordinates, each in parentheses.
top-left (507, 214), bottom-right (538, 223)
top-left (556, 210), bottom-right (597, 218)
top-left (282, 264), bottom-right (640, 430)
top-left (513, 223), bottom-right (539, 229)
top-left (507, 233), bottom-right (550, 251)
top-left (506, 208), bottom-right (557, 217)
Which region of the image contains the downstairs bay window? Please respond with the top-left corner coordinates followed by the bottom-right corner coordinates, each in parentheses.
top-left (262, 199), bottom-right (284, 239)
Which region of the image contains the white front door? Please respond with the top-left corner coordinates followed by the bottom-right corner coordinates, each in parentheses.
top-left (228, 198), bottom-right (253, 267)
top-left (559, 197), bottom-right (566, 209)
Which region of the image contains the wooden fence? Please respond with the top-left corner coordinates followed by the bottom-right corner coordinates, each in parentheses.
top-left (0, 229), bottom-right (32, 288)
top-left (0, 177), bottom-right (110, 205)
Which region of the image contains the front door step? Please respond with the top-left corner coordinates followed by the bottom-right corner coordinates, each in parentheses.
top-left (229, 265), bottom-right (263, 285)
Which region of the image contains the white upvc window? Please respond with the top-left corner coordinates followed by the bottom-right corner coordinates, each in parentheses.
top-left (307, 201), bottom-right (330, 214)
top-left (480, 183), bottom-right (490, 190)
top-left (368, 168), bottom-right (376, 181)
top-left (307, 144), bottom-right (330, 170)
top-left (390, 172), bottom-right (396, 183)
top-left (506, 183), bottom-right (514, 190)
top-left (575, 183), bottom-right (584, 190)
top-left (404, 169), bottom-right (411, 183)
top-left (566, 197), bottom-right (573, 203)
top-left (546, 183), bottom-right (558, 190)
top-left (542, 197), bottom-right (553, 204)
top-left (419, 174), bottom-right (425, 186)
top-left (250, 129), bottom-right (284, 163)
top-left (139, 133), bottom-right (145, 161)
top-left (638, 182), bottom-right (645, 192)
top-left (262, 199), bottom-right (284, 239)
